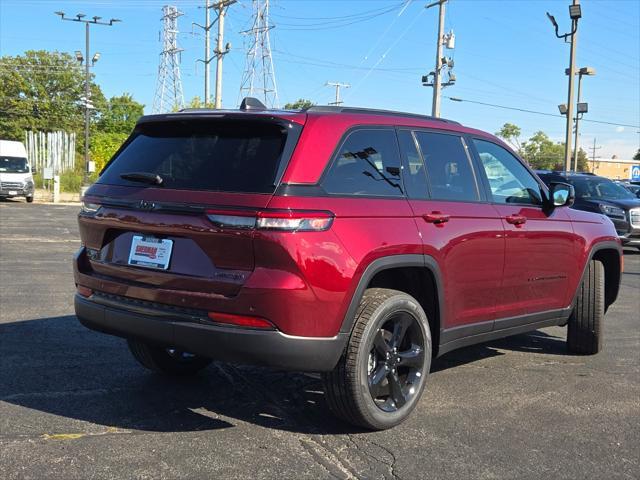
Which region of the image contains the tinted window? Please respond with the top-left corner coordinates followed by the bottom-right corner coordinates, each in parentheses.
top-left (322, 129), bottom-right (403, 196)
top-left (414, 132), bottom-right (479, 202)
top-left (98, 121), bottom-right (288, 193)
top-left (397, 130), bottom-right (428, 199)
top-left (474, 139), bottom-right (542, 205)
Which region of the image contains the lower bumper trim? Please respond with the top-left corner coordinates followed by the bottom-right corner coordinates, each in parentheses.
top-left (74, 294), bottom-right (347, 372)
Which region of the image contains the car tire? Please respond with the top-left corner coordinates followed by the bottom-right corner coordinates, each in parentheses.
top-left (567, 259), bottom-right (605, 355)
top-left (322, 288), bottom-right (432, 430)
top-left (26, 196), bottom-right (34, 203)
top-left (127, 339), bottom-right (212, 376)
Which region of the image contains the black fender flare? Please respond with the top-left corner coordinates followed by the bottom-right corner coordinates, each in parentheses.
top-left (338, 254), bottom-right (445, 335)
top-left (572, 240), bottom-right (622, 310)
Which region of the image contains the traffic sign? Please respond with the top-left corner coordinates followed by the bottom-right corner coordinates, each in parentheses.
top-left (631, 165), bottom-right (640, 181)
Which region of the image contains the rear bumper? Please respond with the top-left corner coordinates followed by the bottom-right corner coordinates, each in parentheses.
top-left (74, 294), bottom-right (348, 372)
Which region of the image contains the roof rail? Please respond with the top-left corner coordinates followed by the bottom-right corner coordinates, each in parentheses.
top-left (303, 105), bottom-right (460, 125)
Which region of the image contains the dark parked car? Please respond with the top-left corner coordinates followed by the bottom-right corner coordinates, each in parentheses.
top-left (537, 172), bottom-right (640, 249)
top-left (617, 181), bottom-right (640, 198)
top-left (74, 100), bottom-right (622, 430)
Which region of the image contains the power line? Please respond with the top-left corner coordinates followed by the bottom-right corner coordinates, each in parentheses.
top-left (446, 96), bottom-right (640, 129)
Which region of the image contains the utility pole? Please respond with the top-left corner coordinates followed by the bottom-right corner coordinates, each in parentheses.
top-left (428, 0), bottom-right (446, 117)
top-left (54, 11), bottom-right (120, 187)
top-left (590, 138), bottom-right (601, 173)
top-left (213, 0), bottom-right (235, 109)
top-left (423, 0), bottom-right (455, 118)
top-left (327, 82), bottom-right (350, 106)
top-left (196, 0), bottom-right (213, 105)
top-left (547, 0), bottom-right (582, 172)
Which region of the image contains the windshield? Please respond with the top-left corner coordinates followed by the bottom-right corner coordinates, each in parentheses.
top-left (0, 156), bottom-right (29, 173)
top-left (569, 177), bottom-right (636, 200)
top-left (98, 120), bottom-right (290, 194)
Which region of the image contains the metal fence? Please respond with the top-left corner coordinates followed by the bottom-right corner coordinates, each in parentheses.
top-left (24, 130), bottom-right (76, 174)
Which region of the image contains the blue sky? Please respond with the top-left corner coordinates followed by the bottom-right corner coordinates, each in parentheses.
top-left (1, 0), bottom-right (639, 159)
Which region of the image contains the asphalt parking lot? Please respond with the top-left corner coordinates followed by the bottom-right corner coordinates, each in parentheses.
top-left (1, 200), bottom-right (638, 480)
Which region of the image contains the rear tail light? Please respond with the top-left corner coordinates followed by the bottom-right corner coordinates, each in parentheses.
top-left (206, 209), bottom-right (333, 232)
top-left (207, 312), bottom-right (274, 329)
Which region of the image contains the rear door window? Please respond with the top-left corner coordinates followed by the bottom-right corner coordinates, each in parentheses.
top-left (397, 130), bottom-right (429, 199)
top-left (414, 132), bottom-right (480, 202)
top-left (98, 120), bottom-right (290, 193)
top-left (321, 128), bottom-right (403, 197)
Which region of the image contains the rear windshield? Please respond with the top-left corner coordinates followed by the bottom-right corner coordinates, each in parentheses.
top-left (98, 120), bottom-right (289, 193)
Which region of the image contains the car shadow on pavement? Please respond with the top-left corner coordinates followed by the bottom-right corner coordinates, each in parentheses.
top-left (0, 315), bottom-right (571, 436)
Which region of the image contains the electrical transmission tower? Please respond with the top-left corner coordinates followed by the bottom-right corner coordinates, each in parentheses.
top-left (239, 0), bottom-right (279, 108)
top-left (153, 5), bottom-right (185, 113)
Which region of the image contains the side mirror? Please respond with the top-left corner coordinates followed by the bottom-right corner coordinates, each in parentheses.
top-left (548, 182), bottom-right (575, 208)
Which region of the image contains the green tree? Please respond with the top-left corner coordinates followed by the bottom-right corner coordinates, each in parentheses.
top-left (495, 123), bottom-right (522, 152)
top-left (634, 149), bottom-right (640, 161)
top-left (521, 131), bottom-right (562, 170)
top-left (180, 96), bottom-right (214, 110)
top-left (522, 131), bottom-right (589, 171)
top-left (97, 93), bottom-right (144, 135)
top-left (90, 131), bottom-right (128, 173)
top-left (284, 98), bottom-right (314, 110)
top-left (0, 50), bottom-right (105, 140)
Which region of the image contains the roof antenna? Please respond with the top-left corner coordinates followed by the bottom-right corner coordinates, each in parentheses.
top-left (240, 97), bottom-right (267, 111)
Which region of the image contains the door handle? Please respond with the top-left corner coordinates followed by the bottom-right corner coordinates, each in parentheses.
top-left (422, 212), bottom-right (450, 224)
top-left (505, 214), bottom-right (527, 226)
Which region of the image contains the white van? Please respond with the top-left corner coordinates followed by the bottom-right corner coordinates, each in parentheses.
top-left (0, 140), bottom-right (35, 203)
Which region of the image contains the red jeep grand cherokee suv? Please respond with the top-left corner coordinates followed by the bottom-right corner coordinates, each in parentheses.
top-left (74, 99), bottom-right (622, 430)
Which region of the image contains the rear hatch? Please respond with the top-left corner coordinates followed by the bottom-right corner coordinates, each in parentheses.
top-left (79, 113), bottom-right (304, 297)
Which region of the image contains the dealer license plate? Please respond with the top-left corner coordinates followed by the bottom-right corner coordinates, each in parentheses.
top-left (127, 235), bottom-right (173, 270)
top-left (8, 190), bottom-right (17, 195)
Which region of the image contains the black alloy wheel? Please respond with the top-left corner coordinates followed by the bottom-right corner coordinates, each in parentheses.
top-left (367, 312), bottom-right (426, 412)
top-left (323, 288), bottom-right (432, 430)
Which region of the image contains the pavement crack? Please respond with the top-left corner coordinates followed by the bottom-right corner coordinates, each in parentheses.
top-left (300, 437), bottom-right (357, 479)
top-left (347, 434), bottom-right (400, 480)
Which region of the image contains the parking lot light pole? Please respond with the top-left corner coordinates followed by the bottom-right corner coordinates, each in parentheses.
top-left (567, 66), bottom-right (595, 171)
top-left (54, 12), bottom-right (121, 186)
top-left (546, 0), bottom-right (581, 172)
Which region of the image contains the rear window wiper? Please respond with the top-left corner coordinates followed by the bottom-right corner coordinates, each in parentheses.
top-left (119, 172), bottom-right (164, 186)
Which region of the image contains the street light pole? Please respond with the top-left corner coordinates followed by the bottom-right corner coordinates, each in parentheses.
top-left (565, 66), bottom-right (595, 171)
top-left (84, 22), bottom-right (90, 183)
top-left (565, 8), bottom-right (578, 172)
top-left (573, 73), bottom-right (583, 171)
top-left (54, 12), bottom-right (121, 186)
top-left (546, 0), bottom-right (582, 172)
